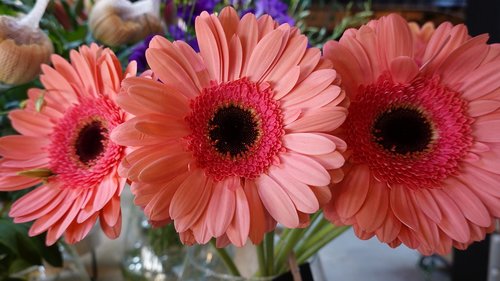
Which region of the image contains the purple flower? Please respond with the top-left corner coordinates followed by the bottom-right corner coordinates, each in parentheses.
top-left (177, 0), bottom-right (220, 26)
top-left (168, 25), bottom-right (199, 52)
top-left (128, 34), bottom-right (156, 72)
top-left (254, 0), bottom-right (294, 25)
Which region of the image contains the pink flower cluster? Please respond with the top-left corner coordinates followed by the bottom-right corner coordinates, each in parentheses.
top-left (1, 7), bottom-right (500, 257)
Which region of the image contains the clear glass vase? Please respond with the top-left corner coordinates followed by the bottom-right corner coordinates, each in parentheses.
top-left (121, 205), bottom-right (186, 281)
top-left (179, 244), bottom-right (326, 281)
top-left (9, 243), bottom-right (90, 281)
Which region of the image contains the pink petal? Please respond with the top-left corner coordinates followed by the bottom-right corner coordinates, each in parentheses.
top-left (226, 185), bottom-right (251, 247)
top-left (206, 177), bottom-right (237, 237)
top-left (146, 49), bottom-right (200, 98)
top-left (100, 211), bottom-right (122, 239)
top-left (243, 180), bottom-right (268, 244)
top-left (125, 77), bottom-right (189, 116)
top-left (461, 61), bottom-right (500, 100)
top-left (138, 152), bottom-right (191, 182)
top-left (169, 169), bottom-right (207, 220)
top-left (285, 106), bottom-right (347, 133)
top-left (10, 185), bottom-right (62, 217)
top-left (390, 185), bottom-right (420, 231)
top-left (413, 188), bottom-right (442, 223)
top-left (283, 133), bottom-right (336, 155)
top-left (269, 166), bottom-right (319, 213)
top-left (237, 14), bottom-right (259, 75)
top-left (430, 189), bottom-right (471, 243)
top-left (281, 69), bottom-right (337, 107)
top-left (228, 35), bottom-right (243, 81)
top-left (101, 195), bottom-right (121, 227)
top-left (245, 29), bottom-right (284, 82)
top-left (375, 212), bottom-right (402, 243)
top-left (280, 152), bottom-right (331, 186)
top-left (355, 179), bottom-right (389, 232)
top-left (389, 56), bottom-right (419, 84)
top-left (256, 173), bottom-right (299, 228)
top-left (443, 178), bottom-right (491, 227)
top-left (174, 179), bottom-right (213, 232)
top-left (334, 164), bottom-right (371, 218)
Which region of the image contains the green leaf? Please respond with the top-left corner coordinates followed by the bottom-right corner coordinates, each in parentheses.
top-left (36, 237), bottom-right (63, 267)
top-left (15, 232), bottom-right (42, 266)
top-left (0, 219), bottom-right (20, 255)
top-left (8, 258), bottom-right (33, 275)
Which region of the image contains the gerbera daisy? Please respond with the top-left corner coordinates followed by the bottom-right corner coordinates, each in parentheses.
top-left (323, 14), bottom-right (500, 255)
top-left (112, 6), bottom-right (347, 246)
top-left (0, 44), bottom-right (136, 245)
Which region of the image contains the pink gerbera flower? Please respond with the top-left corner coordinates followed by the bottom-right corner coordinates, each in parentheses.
top-left (323, 14), bottom-right (500, 255)
top-left (0, 44), bottom-right (136, 245)
top-left (112, 6), bottom-right (347, 246)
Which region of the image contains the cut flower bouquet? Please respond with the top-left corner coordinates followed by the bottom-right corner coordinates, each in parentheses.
top-left (0, 0), bottom-right (500, 280)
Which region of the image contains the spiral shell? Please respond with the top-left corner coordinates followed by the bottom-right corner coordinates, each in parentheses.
top-left (89, 0), bottom-right (162, 47)
top-left (0, 16), bottom-right (53, 85)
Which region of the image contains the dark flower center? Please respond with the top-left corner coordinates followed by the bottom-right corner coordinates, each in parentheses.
top-left (208, 105), bottom-right (260, 157)
top-left (372, 107), bottom-right (433, 154)
top-left (75, 121), bottom-right (107, 164)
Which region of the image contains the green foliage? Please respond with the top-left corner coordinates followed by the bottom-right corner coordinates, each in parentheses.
top-left (300, 0), bottom-right (374, 48)
top-left (0, 217), bottom-right (62, 280)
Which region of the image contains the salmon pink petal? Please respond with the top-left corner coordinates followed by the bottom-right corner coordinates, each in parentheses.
top-left (146, 49), bottom-right (200, 99)
top-left (9, 185), bottom-right (62, 217)
top-left (243, 180), bottom-right (268, 244)
top-left (237, 13), bottom-right (259, 74)
top-left (174, 179), bottom-right (213, 232)
top-left (430, 189), bottom-right (471, 243)
top-left (283, 133), bottom-right (336, 155)
top-left (226, 185), bottom-right (250, 246)
top-left (269, 166), bottom-right (319, 214)
top-left (123, 77), bottom-right (190, 116)
top-left (389, 56), bottom-right (419, 83)
top-left (169, 169), bottom-right (207, 220)
top-left (206, 177), bottom-right (237, 237)
top-left (355, 179), bottom-right (389, 232)
top-left (29, 190), bottom-right (82, 237)
top-left (102, 195), bottom-right (121, 227)
top-left (280, 152), bottom-right (331, 186)
top-left (413, 189), bottom-right (442, 223)
top-left (285, 106), bottom-right (347, 133)
top-left (334, 164), bottom-right (371, 218)
top-left (256, 174), bottom-right (299, 228)
top-left (444, 178), bottom-right (491, 227)
top-left (100, 211), bottom-right (122, 240)
top-left (245, 29), bottom-right (284, 82)
top-left (281, 69), bottom-right (337, 106)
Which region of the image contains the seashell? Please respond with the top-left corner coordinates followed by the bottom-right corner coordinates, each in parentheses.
top-left (88, 0), bottom-right (162, 47)
top-left (0, 0), bottom-right (53, 85)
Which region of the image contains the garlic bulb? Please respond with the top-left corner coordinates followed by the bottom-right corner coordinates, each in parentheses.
top-left (89, 0), bottom-right (162, 47)
top-left (0, 0), bottom-right (53, 85)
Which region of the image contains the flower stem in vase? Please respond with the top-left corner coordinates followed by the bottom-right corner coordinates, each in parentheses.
top-left (210, 240), bottom-right (242, 277)
top-left (265, 231), bottom-right (275, 276)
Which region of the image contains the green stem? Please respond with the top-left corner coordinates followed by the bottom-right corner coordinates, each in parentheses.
top-left (265, 231), bottom-right (275, 276)
top-left (60, 242), bottom-right (91, 281)
top-left (210, 240), bottom-right (241, 277)
top-left (256, 240), bottom-right (267, 277)
top-left (274, 227), bottom-right (307, 274)
top-left (296, 226), bottom-right (350, 265)
top-left (295, 219), bottom-right (333, 253)
top-left (274, 228), bottom-right (292, 257)
top-left (294, 212), bottom-right (324, 250)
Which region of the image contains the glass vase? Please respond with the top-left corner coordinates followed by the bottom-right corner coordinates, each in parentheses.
top-left (121, 205), bottom-right (186, 281)
top-left (179, 244), bottom-right (326, 281)
top-left (9, 243), bottom-right (90, 281)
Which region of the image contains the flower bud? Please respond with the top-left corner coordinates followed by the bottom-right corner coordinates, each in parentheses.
top-left (0, 0), bottom-right (53, 85)
top-left (88, 0), bottom-right (162, 47)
